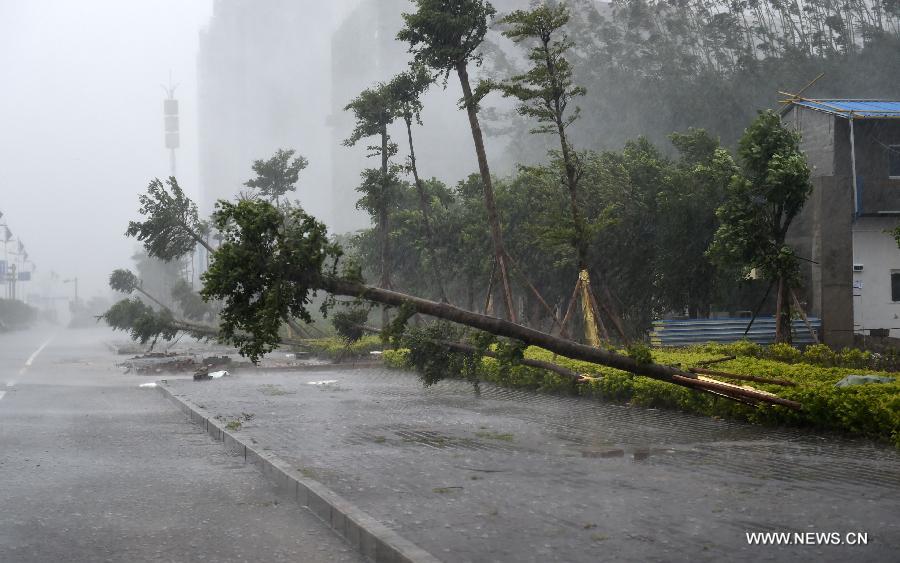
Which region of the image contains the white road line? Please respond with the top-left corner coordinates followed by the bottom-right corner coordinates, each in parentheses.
top-left (16, 336), bottom-right (55, 377)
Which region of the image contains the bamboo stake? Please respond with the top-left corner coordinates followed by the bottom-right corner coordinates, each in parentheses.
top-left (791, 289), bottom-right (820, 344)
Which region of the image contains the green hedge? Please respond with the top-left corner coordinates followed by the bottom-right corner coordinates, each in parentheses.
top-left (383, 344), bottom-right (900, 447)
top-left (302, 335), bottom-right (383, 360)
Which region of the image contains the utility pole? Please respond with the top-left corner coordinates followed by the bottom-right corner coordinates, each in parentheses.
top-left (162, 71), bottom-right (180, 178)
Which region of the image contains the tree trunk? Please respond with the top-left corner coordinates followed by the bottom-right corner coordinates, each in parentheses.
top-left (380, 125), bottom-right (391, 327)
top-left (322, 277), bottom-right (800, 410)
top-left (404, 116), bottom-right (449, 303)
top-left (774, 277), bottom-right (792, 344)
top-left (455, 61), bottom-right (516, 323)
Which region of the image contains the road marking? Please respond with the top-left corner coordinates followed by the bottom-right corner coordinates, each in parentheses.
top-left (17, 336), bottom-right (55, 376)
top-left (0, 391), bottom-right (5, 401)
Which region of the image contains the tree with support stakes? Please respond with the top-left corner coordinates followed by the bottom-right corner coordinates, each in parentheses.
top-left (708, 110), bottom-right (812, 344)
top-left (498, 2), bottom-right (628, 344)
top-left (398, 0), bottom-right (517, 323)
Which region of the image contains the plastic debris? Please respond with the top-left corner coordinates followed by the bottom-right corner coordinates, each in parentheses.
top-left (835, 374), bottom-right (896, 388)
top-left (139, 382), bottom-right (158, 389)
top-left (209, 370), bottom-right (229, 379)
top-left (308, 380), bottom-right (338, 386)
top-left (369, 350), bottom-right (383, 356)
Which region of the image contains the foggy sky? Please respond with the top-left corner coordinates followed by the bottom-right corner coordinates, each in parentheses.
top-left (0, 0), bottom-right (508, 304)
top-left (0, 1), bottom-right (215, 300)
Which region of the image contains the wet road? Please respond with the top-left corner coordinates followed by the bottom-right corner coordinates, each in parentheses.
top-left (168, 367), bottom-right (900, 563)
top-left (0, 326), bottom-right (362, 563)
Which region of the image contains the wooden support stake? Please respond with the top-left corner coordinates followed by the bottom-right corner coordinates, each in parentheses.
top-left (791, 289), bottom-right (820, 344)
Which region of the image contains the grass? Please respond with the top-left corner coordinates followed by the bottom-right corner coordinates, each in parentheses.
top-left (384, 342), bottom-right (900, 447)
top-left (302, 335), bottom-right (382, 360)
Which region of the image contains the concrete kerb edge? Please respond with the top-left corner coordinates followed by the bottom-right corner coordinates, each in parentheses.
top-left (155, 383), bottom-right (441, 563)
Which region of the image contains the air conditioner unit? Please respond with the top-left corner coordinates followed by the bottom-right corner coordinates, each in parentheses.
top-left (853, 264), bottom-right (864, 272)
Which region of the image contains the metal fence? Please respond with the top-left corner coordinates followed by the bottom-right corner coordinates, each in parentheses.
top-left (650, 316), bottom-right (821, 347)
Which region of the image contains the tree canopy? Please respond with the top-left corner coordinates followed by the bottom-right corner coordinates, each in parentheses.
top-left (244, 148), bottom-right (308, 201)
top-left (397, 0), bottom-right (496, 77)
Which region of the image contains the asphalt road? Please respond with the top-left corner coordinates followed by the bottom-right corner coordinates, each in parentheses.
top-left (0, 325), bottom-right (363, 563)
top-left (168, 367), bottom-right (900, 562)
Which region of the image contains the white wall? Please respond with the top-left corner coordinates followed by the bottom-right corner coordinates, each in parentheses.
top-left (852, 216), bottom-right (900, 336)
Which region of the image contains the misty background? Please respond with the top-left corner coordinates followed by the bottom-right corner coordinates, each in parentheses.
top-left (2, 0), bottom-right (897, 312)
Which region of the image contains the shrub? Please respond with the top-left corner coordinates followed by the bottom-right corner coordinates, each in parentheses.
top-left (304, 335), bottom-right (382, 360)
top-left (382, 342), bottom-right (900, 447)
top-left (802, 343), bottom-right (836, 366)
top-left (770, 342), bottom-right (802, 363)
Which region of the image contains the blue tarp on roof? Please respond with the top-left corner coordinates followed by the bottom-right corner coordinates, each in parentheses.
top-left (791, 99), bottom-right (900, 119)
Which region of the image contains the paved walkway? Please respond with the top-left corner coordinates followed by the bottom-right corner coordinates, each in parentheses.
top-left (166, 367), bottom-right (900, 562)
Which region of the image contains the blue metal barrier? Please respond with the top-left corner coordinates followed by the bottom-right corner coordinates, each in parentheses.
top-left (650, 316), bottom-right (821, 347)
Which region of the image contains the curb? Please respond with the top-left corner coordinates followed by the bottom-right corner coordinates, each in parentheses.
top-left (156, 383), bottom-right (441, 563)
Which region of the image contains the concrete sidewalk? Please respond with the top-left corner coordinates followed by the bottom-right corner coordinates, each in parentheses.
top-left (164, 367), bottom-right (900, 563)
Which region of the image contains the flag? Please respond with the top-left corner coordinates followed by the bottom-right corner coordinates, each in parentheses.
top-left (18, 240), bottom-right (24, 253)
top-left (3, 227), bottom-right (10, 242)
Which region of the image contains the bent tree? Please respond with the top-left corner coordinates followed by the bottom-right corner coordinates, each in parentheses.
top-left (398, 0), bottom-right (518, 322)
top-left (708, 110), bottom-right (812, 343)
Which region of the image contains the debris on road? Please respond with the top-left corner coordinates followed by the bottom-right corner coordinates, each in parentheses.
top-left (119, 353), bottom-right (198, 374)
top-left (195, 370), bottom-right (229, 381)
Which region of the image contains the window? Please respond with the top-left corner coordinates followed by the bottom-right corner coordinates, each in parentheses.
top-left (890, 145), bottom-right (900, 179)
top-left (892, 272), bottom-right (900, 302)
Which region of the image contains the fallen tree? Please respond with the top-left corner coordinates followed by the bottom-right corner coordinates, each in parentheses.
top-left (112, 180), bottom-right (800, 410)
top-left (320, 279), bottom-right (799, 409)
